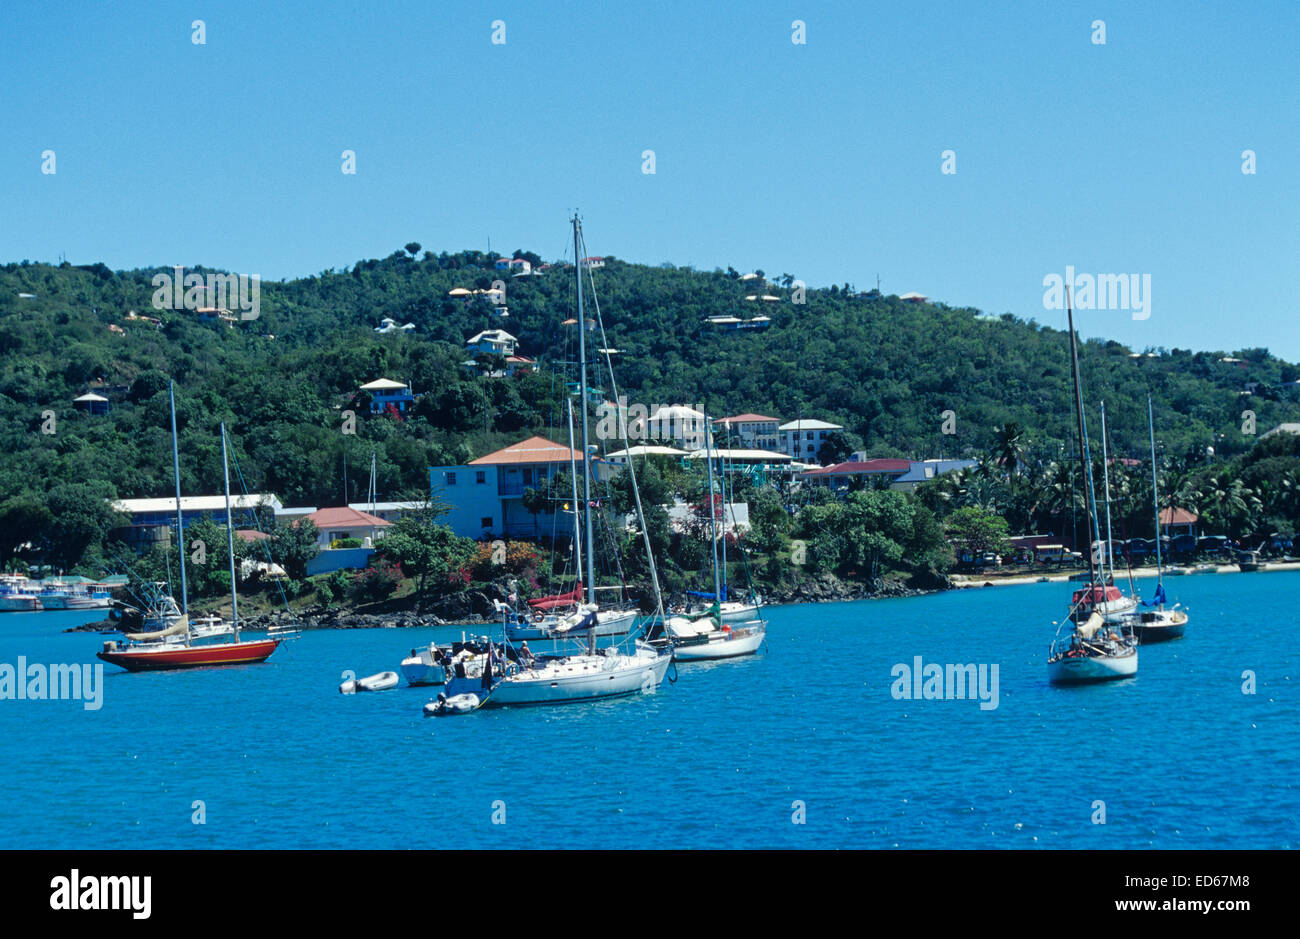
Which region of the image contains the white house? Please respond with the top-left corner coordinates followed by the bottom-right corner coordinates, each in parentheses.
top-left (466, 329), bottom-right (518, 357)
top-left (779, 419), bottom-right (844, 463)
top-left (713, 413), bottom-right (780, 450)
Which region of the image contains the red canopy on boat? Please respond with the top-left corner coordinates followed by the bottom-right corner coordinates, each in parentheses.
top-left (528, 582), bottom-right (583, 610)
top-left (1072, 584), bottom-right (1122, 605)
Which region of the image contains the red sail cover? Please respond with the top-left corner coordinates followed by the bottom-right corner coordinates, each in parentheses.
top-left (529, 582), bottom-right (583, 610)
top-left (1072, 585), bottom-right (1122, 605)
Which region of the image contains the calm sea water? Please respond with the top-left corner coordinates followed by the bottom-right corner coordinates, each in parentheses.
top-left (1, 572), bottom-right (1296, 849)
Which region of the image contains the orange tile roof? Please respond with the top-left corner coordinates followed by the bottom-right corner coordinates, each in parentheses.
top-left (715, 413), bottom-right (779, 423)
top-left (470, 435), bottom-right (582, 466)
top-left (1159, 507), bottom-right (1198, 525)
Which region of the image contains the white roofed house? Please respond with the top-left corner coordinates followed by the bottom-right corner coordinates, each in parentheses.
top-left (779, 418), bottom-right (844, 464)
top-left (466, 329), bottom-right (518, 357)
top-left (109, 494), bottom-right (284, 552)
top-left (359, 378), bottom-right (416, 414)
top-left (648, 405), bottom-right (709, 450)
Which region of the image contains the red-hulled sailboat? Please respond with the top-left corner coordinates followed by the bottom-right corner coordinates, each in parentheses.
top-left (98, 389), bottom-right (280, 672)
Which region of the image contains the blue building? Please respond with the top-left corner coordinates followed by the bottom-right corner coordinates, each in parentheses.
top-left (360, 378), bottom-right (416, 414)
top-left (431, 436), bottom-right (594, 540)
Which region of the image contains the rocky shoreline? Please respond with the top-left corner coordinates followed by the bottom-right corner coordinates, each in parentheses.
top-left (66, 571), bottom-right (952, 633)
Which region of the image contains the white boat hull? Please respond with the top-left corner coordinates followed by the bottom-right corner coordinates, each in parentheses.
top-left (673, 624), bottom-right (765, 661)
top-left (0, 596), bottom-right (41, 611)
top-left (1048, 648), bottom-right (1138, 684)
top-left (481, 648), bottom-right (670, 706)
top-left (506, 607), bottom-right (638, 641)
top-left (401, 656), bottom-right (448, 686)
top-left (717, 602), bottom-right (761, 624)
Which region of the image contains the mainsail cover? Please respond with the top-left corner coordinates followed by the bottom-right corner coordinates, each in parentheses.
top-left (1076, 612), bottom-right (1106, 640)
top-left (529, 582), bottom-right (583, 610)
top-left (128, 615), bottom-right (190, 642)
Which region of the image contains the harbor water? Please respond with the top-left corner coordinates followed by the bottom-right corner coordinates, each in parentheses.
top-left (1, 570), bottom-right (1295, 849)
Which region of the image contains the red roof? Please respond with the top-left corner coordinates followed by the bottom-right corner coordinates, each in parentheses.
top-left (800, 459), bottom-right (911, 477)
top-left (1159, 507), bottom-right (1198, 525)
top-left (470, 435), bottom-right (582, 466)
top-left (715, 413), bottom-right (779, 424)
top-left (302, 507), bottom-right (391, 529)
top-left (235, 529), bottom-right (269, 542)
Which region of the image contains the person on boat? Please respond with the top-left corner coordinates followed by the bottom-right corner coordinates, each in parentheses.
top-left (519, 640), bottom-right (534, 667)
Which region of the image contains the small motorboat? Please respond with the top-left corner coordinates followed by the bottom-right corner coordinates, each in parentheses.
top-left (340, 671), bottom-right (399, 694)
top-left (423, 692), bottom-right (484, 716)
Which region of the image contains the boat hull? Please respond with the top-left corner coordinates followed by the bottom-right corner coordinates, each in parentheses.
top-left (1134, 610), bottom-right (1188, 643)
top-left (673, 626), bottom-right (765, 661)
top-left (401, 657), bottom-right (447, 686)
top-left (0, 596), bottom-right (42, 612)
top-left (1047, 648), bottom-right (1137, 684)
top-left (506, 608), bottom-right (638, 641)
top-left (455, 650), bottom-right (670, 707)
top-left (98, 638), bottom-right (280, 671)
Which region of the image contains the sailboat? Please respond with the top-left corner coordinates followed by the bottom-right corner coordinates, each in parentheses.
top-left (438, 216), bottom-right (671, 706)
top-left (1047, 293), bottom-right (1138, 684)
top-left (98, 389), bottom-right (281, 671)
top-left (1072, 400), bottom-right (1139, 624)
top-left (664, 415), bottom-right (765, 661)
top-left (505, 399), bottom-right (638, 644)
top-left (683, 446), bottom-right (764, 624)
top-left (1130, 396), bottom-right (1189, 641)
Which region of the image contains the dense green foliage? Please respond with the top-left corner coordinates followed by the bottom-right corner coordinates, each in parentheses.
top-left (4, 248), bottom-right (1300, 585)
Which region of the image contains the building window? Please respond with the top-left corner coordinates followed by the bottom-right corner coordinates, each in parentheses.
top-left (476, 471), bottom-right (486, 484)
top-left (806, 432), bottom-right (814, 440)
top-left (481, 517), bottom-right (493, 529)
top-left (446, 472), bottom-right (457, 485)
top-left (522, 468), bottom-right (533, 485)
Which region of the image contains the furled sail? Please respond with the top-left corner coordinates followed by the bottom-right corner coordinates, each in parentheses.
top-left (128, 615), bottom-right (190, 642)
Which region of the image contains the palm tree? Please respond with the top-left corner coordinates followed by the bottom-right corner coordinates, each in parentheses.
top-left (993, 422), bottom-right (1027, 480)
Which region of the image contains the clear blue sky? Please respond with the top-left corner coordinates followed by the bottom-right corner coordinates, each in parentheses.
top-left (4, 1), bottom-right (1297, 357)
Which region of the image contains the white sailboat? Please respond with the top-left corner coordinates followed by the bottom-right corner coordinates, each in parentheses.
top-left (1047, 291), bottom-right (1138, 685)
top-left (437, 215), bottom-right (672, 707)
top-left (505, 400), bottom-right (638, 643)
top-left (665, 413), bottom-right (766, 661)
top-left (1129, 395), bottom-right (1188, 642)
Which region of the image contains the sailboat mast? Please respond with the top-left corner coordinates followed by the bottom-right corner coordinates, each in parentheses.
top-left (168, 382), bottom-right (190, 631)
top-left (705, 415), bottom-right (721, 602)
top-left (1148, 395), bottom-right (1164, 587)
top-left (718, 444), bottom-right (728, 600)
top-left (1065, 294), bottom-right (1099, 587)
top-left (368, 450), bottom-right (377, 515)
top-left (566, 398), bottom-right (583, 586)
top-left (221, 423), bottom-right (240, 641)
top-left (1099, 400), bottom-right (1116, 582)
top-left (574, 216), bottom-right (596, 604)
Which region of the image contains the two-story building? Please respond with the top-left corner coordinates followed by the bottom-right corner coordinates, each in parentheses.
top-left (779, 419), bottom-right (844, 464)
top-left (360, 378), bottom-right (416, 414)
top-left (110, 494), bottom-right (283, 552)
top-left (430, 436), bottom-right (592, 539)
top-left (713, 413), bottom-right (780, 450)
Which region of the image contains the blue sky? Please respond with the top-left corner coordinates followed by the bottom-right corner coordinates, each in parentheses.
top-left (3, 1), bottom-right (1297, 357)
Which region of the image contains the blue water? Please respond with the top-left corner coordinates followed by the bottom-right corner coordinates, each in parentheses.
top-left (1, 572), bottom-right (1296, 849)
